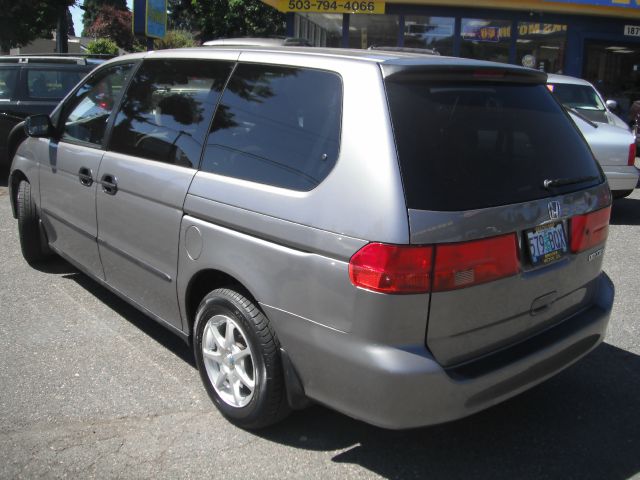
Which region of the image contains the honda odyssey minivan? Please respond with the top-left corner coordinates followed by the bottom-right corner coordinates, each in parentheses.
top-left (8, 47), bottom-right (614, 429)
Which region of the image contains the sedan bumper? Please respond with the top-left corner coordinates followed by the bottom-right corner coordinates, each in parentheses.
top-left (604, 164), bottom-right (639, 192)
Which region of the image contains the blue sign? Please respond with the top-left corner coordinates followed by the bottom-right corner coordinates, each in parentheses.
top-left (133, 0), bottom-right (167, 39)
top-left (544, 0), bottom-right (640, 8)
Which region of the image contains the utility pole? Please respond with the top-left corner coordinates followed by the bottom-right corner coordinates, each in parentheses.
top-left (56, 6), bottom-right (69, 53)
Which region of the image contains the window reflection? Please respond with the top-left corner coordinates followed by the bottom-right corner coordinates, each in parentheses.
top-left (202, 64), bottom-right (342, 191)
top-left (403, 16), bottom-right (454, 55)
top-left (516, 23), bottom-right (567, 73)
top-left (349, 15), bottom-right (400, 49)
top-left (110, 60), bottom-right (233, 167)
top-left (62, 64), bottom-right (133, 146)
top-left (460, 18), bottom-right (511, 63)
top-left (294, 13), bottom-right (342, 47)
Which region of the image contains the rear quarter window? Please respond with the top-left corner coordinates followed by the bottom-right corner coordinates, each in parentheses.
top-left (384, 78), bottom-right (603, 211)
top-left (201, 63), bottom-right (342, 191)
top-left (27, 68), bottom-right (86, 99)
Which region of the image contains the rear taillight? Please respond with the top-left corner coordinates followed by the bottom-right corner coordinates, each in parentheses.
top-left (432, 234), bottom-right (520, 292)
top-left (628, 143), bottom-right (637, 167)
top-left (570, 206), bottom-right (611, 253)
top-left (348, 233), bottom-right (520, 294)
top-left (348, 243), bottom-right (433, 294)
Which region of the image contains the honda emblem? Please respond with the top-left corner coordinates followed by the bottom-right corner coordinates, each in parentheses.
top-left (548, 201), bottom-right (561, 220)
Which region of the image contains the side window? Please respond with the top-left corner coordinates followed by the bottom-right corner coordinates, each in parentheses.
top-left (0, 68), bottom-right (18, 100)
top-left (27, 69), bottom-right (85, 99)
top-left (109, 59), bottom-right (233, 168)
top-left (61, 64), bottom-right (134, 147)
top-left (201, 64), bottom-right (342, 191)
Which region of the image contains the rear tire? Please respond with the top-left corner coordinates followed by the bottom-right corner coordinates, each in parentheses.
top-left (194, 288), bottom-right (290, 429)
top-left (16, 180), bottom-right (51, 264)
top-left (612, 189), bottom-right (634, 199)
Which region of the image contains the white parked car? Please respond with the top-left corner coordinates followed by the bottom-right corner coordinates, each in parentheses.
top-left (548, 74), bottom-right (639, 198)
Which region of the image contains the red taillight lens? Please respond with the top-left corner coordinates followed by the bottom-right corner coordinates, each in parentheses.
top-left (570, 206), bottom-right (611, 253)
top-left (349, 234), bottom-right (521, 294)
top-left (628, 143), bottom-right (637, 167)
top-left (348, 243), bottom-right (433, 294)
top-left (432, 234), bottom-right (520, 292)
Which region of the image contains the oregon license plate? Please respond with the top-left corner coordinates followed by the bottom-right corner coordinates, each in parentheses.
top-left (526, 223), bottom-right (568, 266)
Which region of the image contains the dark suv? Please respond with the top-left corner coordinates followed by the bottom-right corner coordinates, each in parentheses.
top-left (0, 55), bottom-right (101, 169)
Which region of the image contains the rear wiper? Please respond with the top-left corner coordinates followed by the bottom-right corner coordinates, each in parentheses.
top-left (543, 176), bottom-right (599, 189)
top-left (565, 106), bottom-right (599, 128)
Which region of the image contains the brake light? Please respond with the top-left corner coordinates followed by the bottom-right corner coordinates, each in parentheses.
top-left (432, 234), bottom-right (520, 292)
top-left (348, 233), bottom-right (520, 294)
top-left (628, 142), bottom-right (637, 167)
top-left (570, 206), bottom-right (611, 253)
top-left (348, 243), bottom-right (433, 294)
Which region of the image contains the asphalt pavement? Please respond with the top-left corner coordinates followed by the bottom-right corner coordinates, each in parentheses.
top-left (0, 171), bottom-right (639, 480)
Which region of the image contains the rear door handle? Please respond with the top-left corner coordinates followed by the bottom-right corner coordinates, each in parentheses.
top-left (100, 174), bottom-right (118, 195)
top-left (78, 167), bottom-right (93, 187)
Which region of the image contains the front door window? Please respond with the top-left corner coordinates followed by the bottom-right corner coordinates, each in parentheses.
top-left (60, 64), bottom-right (134, 147)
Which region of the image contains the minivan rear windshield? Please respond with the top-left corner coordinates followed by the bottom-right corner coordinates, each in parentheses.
top-left (384, 76), bottom-right (603, 211)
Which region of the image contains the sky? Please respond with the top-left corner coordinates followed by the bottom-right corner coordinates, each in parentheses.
top-left (70, 0), bottom-right (133, 37)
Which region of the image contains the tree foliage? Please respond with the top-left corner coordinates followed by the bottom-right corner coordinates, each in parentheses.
top-left (154, 30), bottom-right (197, 49)
top-left (0, 0), bottom-right (75, 51)
top-left (167, 0), bottom-right (197, 32)
top-left (86, 37), bottom-right (119, 55)
top-left (87, 4), bottom-right (133, 50)
top-left (81, 0), bottom-right (126, 36)
top-left (186, 0), bottom-right (286, 42)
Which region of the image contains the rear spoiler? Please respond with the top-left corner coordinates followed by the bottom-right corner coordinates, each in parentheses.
top-left (382, 64), bottom-right (548, 84)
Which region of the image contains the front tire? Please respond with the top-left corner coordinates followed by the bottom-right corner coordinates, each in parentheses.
top-left (194, 288), bottom-right (289, 429)
top-left (16, 180), bottom-right (51, 264)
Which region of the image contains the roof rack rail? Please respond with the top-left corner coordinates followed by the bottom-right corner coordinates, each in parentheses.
top-left (1, 53), bottom-right (114, 58)
top-left (367, 46), bottom-right (440, 56)
top-left (0, 53), bottom-right (113, 65)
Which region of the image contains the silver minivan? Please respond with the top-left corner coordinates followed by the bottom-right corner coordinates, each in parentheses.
top-left (8, 47), bottom-right (614, 430)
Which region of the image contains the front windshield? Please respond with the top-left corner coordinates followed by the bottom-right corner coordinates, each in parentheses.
top-left (548, 83), bottom-right (605, 111)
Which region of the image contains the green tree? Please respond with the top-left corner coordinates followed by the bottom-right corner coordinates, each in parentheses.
top-left (168, 0), bottom-right (197, 31)
top-left (86, 37), bottom-right (119, 55)
top-left (81, 0), bottom-right (126, 36)
top-left (189, 0), bottom-right (285, 42)
top-left (154, 30), bottom-right (197, 49)
top-left (0, 0), bottom-right (75, 51)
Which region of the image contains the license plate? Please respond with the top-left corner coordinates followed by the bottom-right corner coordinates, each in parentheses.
top-left (526, 223), bottom-right (568, 266)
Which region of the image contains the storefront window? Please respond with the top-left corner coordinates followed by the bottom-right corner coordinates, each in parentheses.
top-left (584, 41), bottom-right (640, 123)
top-left (348, 15), bottom-right (399, 49)
top-left (294, 13), bottom-right (343, 47)
top-left (516, 23), bottom-right (567, 73)
top-left (460, 18), bottom-right (511, 63)
top-left (403, 16), bottom-right (454, 55)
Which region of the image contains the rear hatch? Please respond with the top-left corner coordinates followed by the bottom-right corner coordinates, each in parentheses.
top-left (382, 63), bottom-right (612, 367)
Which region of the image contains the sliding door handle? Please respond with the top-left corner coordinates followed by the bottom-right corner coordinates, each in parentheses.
top-left (100, 174), bottom-right (118, 195)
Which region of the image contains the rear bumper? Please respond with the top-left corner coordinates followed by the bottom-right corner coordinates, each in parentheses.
top-left (603, 165), bottom-right (639, 192)
top-left (265, 272), bottom-right (614, 429)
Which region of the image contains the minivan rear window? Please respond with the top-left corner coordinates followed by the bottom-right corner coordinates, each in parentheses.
top-left (384, 77), bottom-right (603, 211)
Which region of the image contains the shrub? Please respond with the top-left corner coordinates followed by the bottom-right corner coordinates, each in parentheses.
top-left (86, 38), bottom-right (119, 56)
top-left (154, 30), bottom-right (197, 49)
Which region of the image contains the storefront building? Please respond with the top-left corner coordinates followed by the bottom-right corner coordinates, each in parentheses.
top-left (261, 0), bottom-right (640, 119)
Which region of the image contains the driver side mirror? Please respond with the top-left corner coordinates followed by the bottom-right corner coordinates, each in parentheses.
top-left (605, 99), bottom-right (618, 111)
top-left (24, 114), bottom-right (54, 138)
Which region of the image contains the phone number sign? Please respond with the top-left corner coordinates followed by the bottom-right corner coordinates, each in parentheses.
top-left (278, 0), bottom-right (385, 14)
